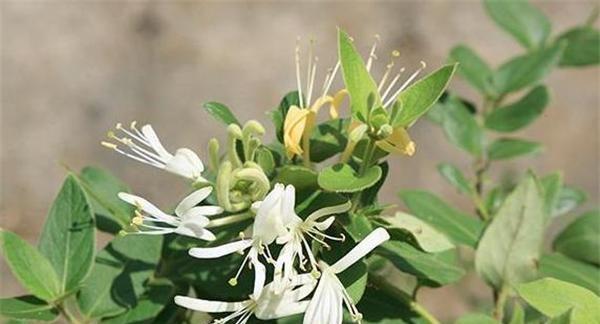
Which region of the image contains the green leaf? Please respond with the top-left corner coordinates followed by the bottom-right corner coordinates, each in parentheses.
top-left (356, 287), bottom-right (426, 324)
top-left (377, 242), bottom-right (464, 286)
top-left (38, 175), bottom-right (95, 295)
top-left (309, 118), bottom-right (349, 163)
top-left (77, 235), bottom-right (163, 319)
top-left (393, 64), bottom-right (457, 127)
top-left (475, 173), bottom-right (545, 289)
top-left (509, 302), bottom-right (525, 324)
top-left (0, 296), bottom-right (58, 321)
top-left (274, 165), bottom-right (318, 192)
top-left (374, 212), bottom-right (455, 253)
top-left (399, 190), bottom-right (483, 247)
top-left (338, 29), bottom-right (381, 121)
top-left (539, 253), bottom-right (600, 295)
top-left (553, 210), bottom-right (600, 265)
top-left (483, 0), bottom-right (551, 49)
top-left (78, 166), bottom-right (134, 231)
top-left (449, 45), bottom-right (494, 94)
top-left (485, 85), bottom-right (549, 132)
top-left (492, 43), bottom-right (564, 95)
top-left (318, 163), bottom-right (382, 193)
top-left (0, 231), bottom-right (61, 301)
top-left (487, 138), bottom-right (542, 160)
top-left (540, 172), bottom-right (563, 217)
top-left (557, 27), bottom-right (600, 66)
top-left (254, 147), bottom-right (275, 176)
top-left (549, 309), bottom-right (574, 324)
top-left (102, 281), bottom-right (174, 324)
top-left (438, 163), bottom-right (473, 194)
top-left (203, 101), bottom-right (241, 126)
top-left (344, 211), bottom-right (375, 242)
top-left (517, 278), bottom-right (600, 323)
top-left (455, 313), bottom-right (498, 324)
top-left (440, 96), bottom-right (484, 155)
top-left (552, 185), bottom-right (587, 217)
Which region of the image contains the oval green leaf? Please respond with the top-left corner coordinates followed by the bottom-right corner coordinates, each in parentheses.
top-left (0, 231), bottom-right (61, 301)
top-left (38, 175), bottom-right (95, 295)
top-left (318, 163), bottom-right (382, 193)
top-left (485, 85), bottom-right (549, 132)
top-left (553, 210), bottom-right (599, 265)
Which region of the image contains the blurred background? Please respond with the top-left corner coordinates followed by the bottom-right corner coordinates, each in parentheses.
top-left (1, 0), bottom-right (598, 321)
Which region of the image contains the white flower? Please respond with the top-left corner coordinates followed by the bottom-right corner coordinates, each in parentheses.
top-left (174, 274), bottom-right (316, 324)
top-left (118, 187), bottom-right (222, 240)
top-left (188, 184), bottom-right (297, 297)
top-left (272, 200), bottom-right (351, 292)
top-left (102, 121), bottom-right (207, 183)
top-left (303, 228), bottom-right (390, 324)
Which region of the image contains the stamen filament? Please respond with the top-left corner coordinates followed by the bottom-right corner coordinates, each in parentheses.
top-left (295, 39), bottom-right (304, 108)
top-left (365, 34), bottom-right (380, 72)
top-left (384, 61), bottom-right (426, 108)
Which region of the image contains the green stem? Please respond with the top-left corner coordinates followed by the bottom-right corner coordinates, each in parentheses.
top-left (351, 138), bottom-right (377, 212)
top-left (493, 285), bottom-right (510, 321)
top-left (358, 138), bottom-right (377, 176)
top-left (206, 212), bottom-right (252, 228)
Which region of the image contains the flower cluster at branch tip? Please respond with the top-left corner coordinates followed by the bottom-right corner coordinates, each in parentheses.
top-left (102, 34), bottom-right (413, 324)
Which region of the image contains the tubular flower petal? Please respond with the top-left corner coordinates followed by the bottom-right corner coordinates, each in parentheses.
top-left (175, 275), bottom-right (316, 324)
top-left (376, 127), bottom-right (416, 156)
top-left (283, 106), bottom-right (311, 158)
top-left (118, 187), bottom-right (222, 240)
top-left (102, 122), bottom-right (208, 183)
top-left (303, 228), bottom-right (390, 324)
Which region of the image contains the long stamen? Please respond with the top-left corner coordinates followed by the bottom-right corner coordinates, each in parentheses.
top-left (378, 50), bottom-right (400, 92)
top-left (365, 34), bottom-right (380, 72)
top-left (295, 38), bottom-right (304, 108)
top-left (321, 60), bottom-right (340, 98)
top-left (306, 57), bottom-right (318, 108)
top-left (384, 61), bottom-right (426, 108)
top-left (116, 122), bottom-right (151, 147)
top-left (339, 283), bottom-right (362, 322)
top-left (304, 231), bottom-right (331, 249)
top-left (214, 306), bottom-right (251, 324)
top-left (305, 38), bottom-right (315, 108)
top-left (229, 251), bottom-right (252, 286)
top-left (306, 227), bottom-right (345, 242)
top-left (102, 142), bottom-right (164, 168)
top-left (380, 68), bottom-right (404, 103)
top-left (300, 235), bottom-right (319, 270)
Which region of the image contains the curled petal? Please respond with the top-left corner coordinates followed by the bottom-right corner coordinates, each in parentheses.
top-left (174, 296), bottom-right (248, 313)
top-left (330, 228), bottom-right (390, 274)
top-left (189, 239), bottom-right (253, 259)
top-left (305, 201), bottom-right (351, 225)
top-left (165, 148), bottom-right (205, 180)
top-left (118, 192), bottom-right (176, 223)
top-left (175, 187), bottom-right (213, 216)
top-left (141, 124), bottom-right (173, 160)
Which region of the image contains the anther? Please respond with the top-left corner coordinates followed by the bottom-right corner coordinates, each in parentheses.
top-left (101, 141), bottom-right (117, 149)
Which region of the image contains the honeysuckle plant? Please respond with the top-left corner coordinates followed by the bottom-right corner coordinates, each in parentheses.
top-left (1, 2), bottom-right (598, 323)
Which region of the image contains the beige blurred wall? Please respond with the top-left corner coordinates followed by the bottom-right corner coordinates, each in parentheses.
top-left (1, 0), bottom-right (598, 321)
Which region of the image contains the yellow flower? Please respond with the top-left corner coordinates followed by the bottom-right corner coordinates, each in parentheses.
top-left (283, 106), bottom-right (311, 158)
top-left (282, 39), bottom-right (348, 163)
top-left (376, 127), bottom-right (415, 156)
